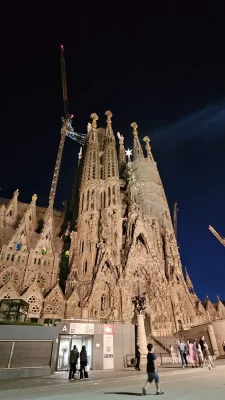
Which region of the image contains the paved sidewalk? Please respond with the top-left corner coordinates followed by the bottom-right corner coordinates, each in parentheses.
top-left (0, 359), bottom-right (224, 392)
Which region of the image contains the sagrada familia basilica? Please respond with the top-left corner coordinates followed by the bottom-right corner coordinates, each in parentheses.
top-left (0, 111), bottom-right (224, 336)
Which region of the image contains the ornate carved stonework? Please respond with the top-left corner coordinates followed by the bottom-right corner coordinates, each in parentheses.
top-left (0, 112), bottom-right (221, 330)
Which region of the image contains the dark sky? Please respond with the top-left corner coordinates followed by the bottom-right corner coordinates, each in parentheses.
top-left (3, 2), bottom-right (225, 300)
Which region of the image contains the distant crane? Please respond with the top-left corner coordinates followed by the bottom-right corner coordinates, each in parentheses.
top-left (208, 225), bottom-right (225, 247)
top-left (48, 45), bottom-right (86, 206)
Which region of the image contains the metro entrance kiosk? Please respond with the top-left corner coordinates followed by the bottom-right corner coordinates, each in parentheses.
top-left (57, 322), bottom-right (114, 371)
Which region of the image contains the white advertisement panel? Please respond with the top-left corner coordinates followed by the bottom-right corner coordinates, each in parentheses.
top-left (103, 324), bottom-right (114, 370)
top-left (69, 323), bottom-right (94, 335)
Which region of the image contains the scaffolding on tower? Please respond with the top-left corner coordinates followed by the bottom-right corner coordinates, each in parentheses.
top-left (48, 45), bottom-right (86, 207)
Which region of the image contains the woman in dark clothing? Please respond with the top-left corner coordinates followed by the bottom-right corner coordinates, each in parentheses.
top-left (80, 345), bottom-right (88, 380)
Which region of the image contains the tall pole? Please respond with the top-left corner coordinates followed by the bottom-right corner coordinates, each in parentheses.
top-left (132, 293), bottom-right (147, 366)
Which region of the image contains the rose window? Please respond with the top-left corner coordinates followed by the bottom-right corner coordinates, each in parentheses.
top-left (2, 270), bottom-right (19, 285)
top-left (31, 274), bottom-right (46, 287)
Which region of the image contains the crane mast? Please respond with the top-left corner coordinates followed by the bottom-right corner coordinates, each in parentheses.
top-left (48, 45), bottom-right (86, 206)
top-left (209, 225), bottom-right (225, 247)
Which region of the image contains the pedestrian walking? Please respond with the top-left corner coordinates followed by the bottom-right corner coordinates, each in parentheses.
top-left (178, 340), bottom-right (188, 368)
top-left (142, 343), bottom-right (164, 396)
top-left (170, 345), bottom-right (177, 364)
top-left (135, 341), bottom-right (142, 371)
top-left (204, 342), bottom-right (214, 370)
top-left (193, 340), bottom-right (199, 367)
top-left (80, 345), bottom-right (89, 380)
top-left (187, 340), bottom-right (197, 367)
top-left (197, 343), bottom-right (204, 367)
top-left (69, 345), bottom-right (79, 380)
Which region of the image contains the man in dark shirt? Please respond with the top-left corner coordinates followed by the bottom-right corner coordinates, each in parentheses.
top-left (142, 343), bottom-right (164, 396)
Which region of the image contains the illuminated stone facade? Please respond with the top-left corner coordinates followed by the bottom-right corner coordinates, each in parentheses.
top-left (0, 111), bottom-right (224, 332)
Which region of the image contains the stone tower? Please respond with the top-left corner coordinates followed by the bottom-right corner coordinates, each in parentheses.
top-left (67, 111), bottom-right (122, 320)
top-left (66, 113), bottom-right (203, 334)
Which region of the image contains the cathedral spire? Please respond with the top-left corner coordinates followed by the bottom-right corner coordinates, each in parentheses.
top-left (103, 110), bottom-right (119, 180)
top-left (117, 132), bottom-right (126, 175)
top-left (105, 110), bottom-right (114, 138)
top-left (185, 267), bottom-right (194, 293)
top-left (130, 122), bottom-right (144, 159)
top-left (91, 113), bottom-right (98, 129)
top-left (143, 136), bottom-right (154, 161)
top-left (78, 146), bottom-right (82, 163)
top-left (81, 113), bottom-right (100, 184)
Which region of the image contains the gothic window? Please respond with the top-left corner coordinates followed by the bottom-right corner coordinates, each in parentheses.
top-left (1, 253), bottom-right (4, 261)
top-left (17, 255), bottom-right (21, 263)
top-left (34, 258), bottom-right (37, 264)
top-left (81, 193), bottom-right (84, 213)
top-left (101, 294), bottom-right (106, 311)
top-left (112, 186), bottom-right (116, 205)
top-left (104, 192), bottom-right (106, 208)
top-left (100, 192), bottom-right (103, 208)
top-left (122, 220), bottom-right (127, 236)
top-left (108, 186), bottom-right (111, 206)
top-left (83, 260), bottom-right (87, 274)
top-left (38, 258), bottom-right (41, 265)
top-left (91, 190), bottom-right (95, 209)
top-left (29, 215), bottom-right (32, 221)
top-left (9, 210), bottom-right (12, 217)
top-left (11, 254), bottom-right (15, 261)
top-left (43, 260), bottom-right (46, 266)
top-left (86, 190), bottom-right (89, 211)
top-left (6, 254), bottom-right (10, 261)
top-left (22, 257), bottom-right (25, 263)
top-left (136, 234), bottom-right (145, 246)
top-left (111, 150), bottom-right (115, 176)
top-left (131, 224), bottom-right (135, 238)
top-left (93, 165), bottom-right (96, 179)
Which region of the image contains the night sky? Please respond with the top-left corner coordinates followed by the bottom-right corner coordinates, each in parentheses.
top-left (3, 2), bottom-right (225, 300)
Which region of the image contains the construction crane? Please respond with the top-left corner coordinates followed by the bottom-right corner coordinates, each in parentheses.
top-left (48, 45), bottom-right (86, 206)
top-left (173, 202), bottom-right (179, 240)
top-left (208, 225), bottom-right (225, 247)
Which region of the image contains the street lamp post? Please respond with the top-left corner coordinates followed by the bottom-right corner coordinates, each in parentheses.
top-left (132, 293), bottom-right (147, 366)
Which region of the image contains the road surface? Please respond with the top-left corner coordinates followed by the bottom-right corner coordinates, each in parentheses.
top-left (0, 366), bottom-right (224, 400)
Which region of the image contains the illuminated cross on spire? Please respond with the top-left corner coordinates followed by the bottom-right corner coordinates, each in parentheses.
top-left (125, 148), bottom-right (132, 162)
